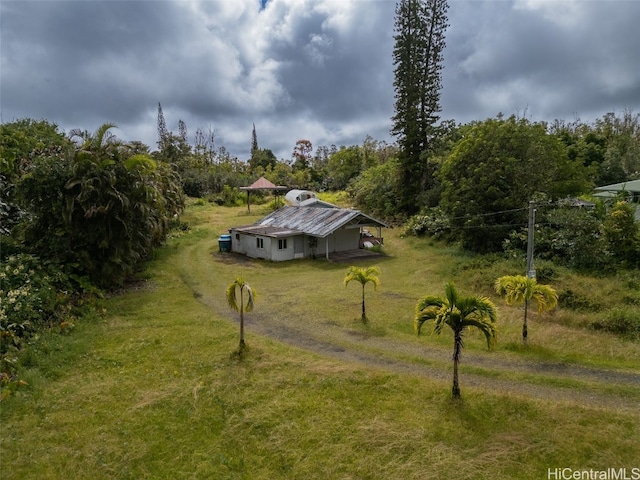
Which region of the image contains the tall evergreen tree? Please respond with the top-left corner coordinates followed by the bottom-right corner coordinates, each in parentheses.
top-left (178, 119), bottom-right (188, 143)
top-left (157, 102), bottom-right (169, 151)
top-left (392, 0), bottom-right (448, 214)
top-left (251, 123), bottom-right (259, 155)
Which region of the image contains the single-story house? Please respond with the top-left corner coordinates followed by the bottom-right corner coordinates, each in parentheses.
top-left (229, 205), bottom-right (389, 261)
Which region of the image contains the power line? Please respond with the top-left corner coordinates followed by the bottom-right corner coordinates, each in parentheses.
top-left (446, 207), bottom-right (528, 222)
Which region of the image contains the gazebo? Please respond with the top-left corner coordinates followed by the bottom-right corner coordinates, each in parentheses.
top-left (239, 176), bottom-right (288, 212)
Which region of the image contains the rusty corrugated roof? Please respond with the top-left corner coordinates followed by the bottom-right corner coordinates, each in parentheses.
top-left (247, 206), bottom-right (388, 238)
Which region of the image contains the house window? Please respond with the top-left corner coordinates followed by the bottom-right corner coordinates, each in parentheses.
top-left (256, 237), bottom-right (264, 249)
top-left (235, 234), bottom-right (240, 240)
top-left (278, 239), bottom-right (287, 250)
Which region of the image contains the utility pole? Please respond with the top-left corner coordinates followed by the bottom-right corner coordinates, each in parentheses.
top-left (526, 200), bottom-right (536, 279)
top-left (523, 200), bottom-right (537, 345)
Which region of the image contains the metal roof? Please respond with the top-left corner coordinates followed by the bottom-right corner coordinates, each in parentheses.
top-left (594, 179), bottom-right (640, 194)
top-left (233, 206), bottom-right (388, 238)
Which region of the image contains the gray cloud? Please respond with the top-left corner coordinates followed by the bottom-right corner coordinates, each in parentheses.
top-left (2, 0), bottom-right (639, 161)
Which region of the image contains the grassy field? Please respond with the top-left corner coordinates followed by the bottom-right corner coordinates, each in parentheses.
top-left (1, 201), bottom-right (639, 479)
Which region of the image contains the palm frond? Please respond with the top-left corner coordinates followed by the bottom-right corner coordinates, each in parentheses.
top-left (463, 318), bottom-right (497, 350)
top-left (243, 283), bottom-right (255, 312)
top-left (414, 307), bottom-right (438, 335)
top-left (415, 295), bottom-right (444, 313)
top-left (226, 278), bottom-right (242, 312)
top-left (343, 265), bottom-right (381, 289)
top-left (495, 274), bottom-right (558, 314)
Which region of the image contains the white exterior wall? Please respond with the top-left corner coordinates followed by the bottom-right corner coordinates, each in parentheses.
top-left (333, 228), bottom-right (360, 251)
top-left (230, 231), bottom-right (296, 261)
top-left (270, 237), bottom-right (295, 261)
top-left (231, 228), bottom-right (361, 261)
top-left (230, 232), bottom-right (269, 259)
top-left (230, 231), bottom-right (243, 254)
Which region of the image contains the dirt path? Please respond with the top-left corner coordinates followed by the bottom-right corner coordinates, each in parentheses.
top-left (190, 282), bottom-right (640, 413)
top-left (168, 230), bottom-right (639, 413)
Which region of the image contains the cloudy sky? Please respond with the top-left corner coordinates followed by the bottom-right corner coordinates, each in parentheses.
top-left (2, 0), bottom-right (639, 161)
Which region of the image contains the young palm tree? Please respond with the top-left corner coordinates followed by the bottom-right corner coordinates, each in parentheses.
top-left (226, 277), bottom-right (256, 350)
top-left (414, 282), bottom-right (497, 399)
top-left (494, 275), bottom-right (558, 344)
top-left (344, 265), bottom-right (381, 323)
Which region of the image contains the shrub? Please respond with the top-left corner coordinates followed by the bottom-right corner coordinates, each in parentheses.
top-left (505, 203), bottom-right (612, 273)
top-left (533, 261), bottom-right (559, 283)
top-left (402, 207), bottom-right (451, 239)
top-left (209, 185), bottom-right (245, 207)
top-left (0, 254), bottom-right (70, 356)
top-left (590, 307), bottom-right (640, 339)
top-left (601, 201), bottom-right (640, 268)
top-left (558, 289), bottom-right (602, 311)
top-left (348, 158), bottom-right (403, 221)
top-left (0, 253), bottom-right (77, 388)
top-left (15, 144), bottom-right (184, 288)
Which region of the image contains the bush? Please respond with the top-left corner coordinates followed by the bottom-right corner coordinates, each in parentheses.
top-left (533, 261), bottom-right (559, 283)
top-left (590, 307), bottom-right (640, 339)
top-left (558, 289), bottom-right (602, 311)
top-left (209, 185), bottom-right (245, 207)
top-left (602, 201), bottom-right (640, 268)
top-left (402, 207), bottom-right (451, 239)
top-left (15, 146), bottom-right (184, 288)
top-left (0, 254), bottom-right (76, 387)
top-left (348, 159), bottom-right (403, 221)
top-left (505, 203), bottom-right (612, 273)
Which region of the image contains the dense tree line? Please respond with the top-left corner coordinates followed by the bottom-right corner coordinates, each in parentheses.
top-left (399, 112), bottom-right (640, 269)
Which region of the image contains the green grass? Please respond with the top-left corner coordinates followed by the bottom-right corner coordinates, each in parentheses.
top-left (2, 202), bottom-right (639, 479)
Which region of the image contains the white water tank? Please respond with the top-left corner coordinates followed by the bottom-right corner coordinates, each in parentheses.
top-left (285, 189), bottom-right (317, 206)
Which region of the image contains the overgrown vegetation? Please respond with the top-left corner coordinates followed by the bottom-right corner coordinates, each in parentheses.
top-left (2, 7), bottom-right (638, 473)
top-left (1, 203), bottom-right (637, 479)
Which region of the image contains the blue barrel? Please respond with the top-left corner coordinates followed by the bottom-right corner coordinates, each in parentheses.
top-left (218, 234), bottom-right (232, 252)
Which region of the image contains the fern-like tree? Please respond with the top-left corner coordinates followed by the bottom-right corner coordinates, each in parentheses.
top-left (226, 277), bottom-right (256, 351)
top-left (494, 275), bottom-right (558, 344)
top-left (344, 266), bottom-right (381, 323)
top-left (415, 282), bottom-right (497, 399)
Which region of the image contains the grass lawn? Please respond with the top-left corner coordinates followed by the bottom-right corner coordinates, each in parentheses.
top-left (1, 202), bottom-right (639, 479)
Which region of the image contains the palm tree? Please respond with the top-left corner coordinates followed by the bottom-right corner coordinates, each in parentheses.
top-left (414, 282), bottom-right (497, 399)
top-left (69, 122), bottom-right (120, 160)
top-left (344, 265), bottom-right (381, 323)
top-left (226, 277), bottom-right (256, 350)
top-left (494, 275), bottom-right (558, 344)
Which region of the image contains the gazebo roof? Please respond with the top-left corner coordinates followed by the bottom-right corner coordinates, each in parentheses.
top-left (239, 176), bottom-right (287, 191)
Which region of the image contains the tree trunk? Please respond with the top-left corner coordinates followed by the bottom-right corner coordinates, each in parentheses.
top-left (452, 330), bottom-right (462, 399)
top-left (239, 288), bottom-right (246, 348)
top-left (361, 285), bottom-right (367, 323)
top-left (522, 298), bottom-right (529, 345)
